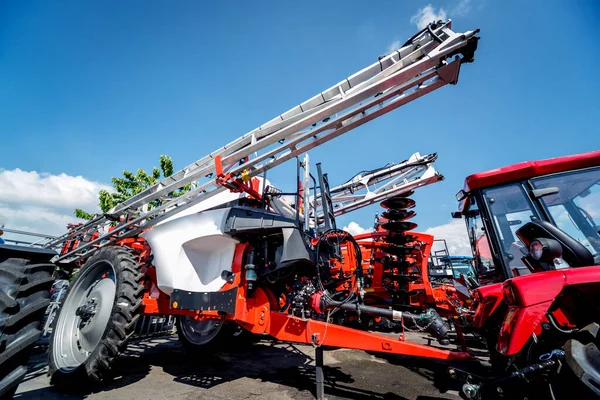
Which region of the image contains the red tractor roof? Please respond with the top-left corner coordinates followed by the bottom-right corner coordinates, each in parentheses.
top-left (463, 150), bottom-right (600, 193)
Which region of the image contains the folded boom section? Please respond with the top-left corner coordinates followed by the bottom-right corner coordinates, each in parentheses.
top-left (46, 20), bottom-right (479, 264)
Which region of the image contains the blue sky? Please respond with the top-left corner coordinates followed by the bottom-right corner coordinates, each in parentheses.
top-left (1, 0), bottom-right (599, 245)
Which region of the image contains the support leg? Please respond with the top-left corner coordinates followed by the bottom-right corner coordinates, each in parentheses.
top-left (453, 319), bottom-right (468, 352)
top-left (315, 345), bottom-right (325, 400)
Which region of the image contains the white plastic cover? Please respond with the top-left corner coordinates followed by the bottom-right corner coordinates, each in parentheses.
top-left (141, 208), bottom-right (238, 295)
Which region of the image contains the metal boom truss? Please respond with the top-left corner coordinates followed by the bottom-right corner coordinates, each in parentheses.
top-left (45, 20), bottom-right (479, 263)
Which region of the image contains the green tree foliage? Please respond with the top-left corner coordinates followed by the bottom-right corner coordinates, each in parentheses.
top-left (74, 155), bottom-right (191, 220)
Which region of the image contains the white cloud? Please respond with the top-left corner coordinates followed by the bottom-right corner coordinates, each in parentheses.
top-left (389, 1), bottom-right (472, 60)
top-left (0, 169), bottom-right (110, 240)
top-left (410, 4), bottom-right (447, 30)
top-left (452, 0), bottom-right (471, 16)
top-left (0, 169), bottom-right (109, 210)
top-left (425, 219), bottom-right (471, 256)
top-left (386, 39), bottom-right (401, 54)
top-left (343, 221), bottom-right (373, 236)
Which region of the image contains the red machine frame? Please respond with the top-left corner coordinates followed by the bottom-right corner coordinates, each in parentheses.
top-left (72, 169), bottom-right (472, 363)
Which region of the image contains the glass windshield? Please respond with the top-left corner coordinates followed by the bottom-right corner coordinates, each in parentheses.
top-left (532, 167), bottom-right (600, 263)
top-left (465, 199), bottom-right (496, 278)
top-left (482, 183), bottom-right (539, 276)
top-left (450, 260), bottom-right (474, 278)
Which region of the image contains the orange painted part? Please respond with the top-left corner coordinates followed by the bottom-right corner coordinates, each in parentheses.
top-left (215, 155), bottom-right (224, 177)
top-left (221, 242), bottom-right (249, 291)
top-left (430, 285), bottom-right (459, 316)
top-left (232, 288), bottom-right (470, 360)
top-left (329, 240), bottom-right (360, 293)
top-left (141, 294), bottom-right (197, 317)
top-left (268, 312), bottom-right (470, 360)
top-left (409, 232), bottom-right (435, 306)
top-left (214, 155), bottom-right (262, 200)
top-left (297, 180), bottom-right (304, 216)
top-left (342, 230), bottom-right (438, 310)
top-left (60, 230), bottom-right (100, 258)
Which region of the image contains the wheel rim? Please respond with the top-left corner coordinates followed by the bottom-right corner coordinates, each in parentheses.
top-left (180, 316), bottom-right (224, 345)
top-left (52, 260), bottom-right (116, 371)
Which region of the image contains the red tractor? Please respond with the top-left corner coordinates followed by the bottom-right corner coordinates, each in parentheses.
top-left (332, 150), bottom-right (600, 399)
top-left (446, 150), bottom-right (600, 399)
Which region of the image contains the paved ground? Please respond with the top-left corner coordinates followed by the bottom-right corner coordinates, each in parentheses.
top-left (15, 334), bottom-right (486, 400)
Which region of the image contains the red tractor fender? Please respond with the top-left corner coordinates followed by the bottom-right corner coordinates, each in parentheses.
top-left (497, 266), bottom-right (600, 356)
top-left (471, 283), bottom-right (504, 329)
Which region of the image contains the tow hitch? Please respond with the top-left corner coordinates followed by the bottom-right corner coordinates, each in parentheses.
top-left (450, 350), bottom-right (565, 399)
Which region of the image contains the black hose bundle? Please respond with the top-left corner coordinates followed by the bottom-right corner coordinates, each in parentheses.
top-left (315, 229), bottom-right (363, 307)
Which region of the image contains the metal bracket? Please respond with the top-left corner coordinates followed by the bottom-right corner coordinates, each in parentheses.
top-left (170, 287), bottom-right (237, 314)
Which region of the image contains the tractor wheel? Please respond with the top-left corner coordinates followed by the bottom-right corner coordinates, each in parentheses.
top-left (177, 316), bottom-right (227, 354)
top-left (177, 317), bottom-right (255, 355)
top-left (551, 323), bottom-right (600, 400)
top-left (48, 246), bottom-right (143, 388)
top-left (0, 253), bottom-right (54, 400)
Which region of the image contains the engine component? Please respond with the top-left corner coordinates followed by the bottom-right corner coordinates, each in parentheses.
top-left (290, 279), bottom-right (317, 318)
top-left (245, 248), bottom-right (257, 291)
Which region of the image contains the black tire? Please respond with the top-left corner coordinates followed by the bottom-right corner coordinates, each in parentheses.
top-left (176, 318), bottom-right (256, 355)
top-left (230, 324), bottom-right (259, 348)
top-left (0, 246), bottom-right (54, 400)
top-left (48, 246), bottom-right (143, 388)
top-left (553, 322), bottom-right (600, 400)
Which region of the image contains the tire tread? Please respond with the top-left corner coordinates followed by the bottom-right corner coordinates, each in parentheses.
top-left (48, 246), bottom-right (144, 389)
top-left (0, 258), bottom-right (53, 400)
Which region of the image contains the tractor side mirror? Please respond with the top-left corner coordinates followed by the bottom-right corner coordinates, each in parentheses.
top-left (455, 190), bottom-right (467, 201)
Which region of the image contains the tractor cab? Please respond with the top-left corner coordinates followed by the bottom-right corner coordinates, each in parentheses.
top-left (453, 150), bottom-right (600, 284)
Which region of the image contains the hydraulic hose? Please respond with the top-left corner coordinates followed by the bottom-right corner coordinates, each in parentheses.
top-left (322, 297), bottom-right (450, 342)
top-left (546, 312), bottom-right (578, 334)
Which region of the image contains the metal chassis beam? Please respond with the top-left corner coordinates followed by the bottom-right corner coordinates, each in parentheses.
top-left (233, 287), bottom-right (471, 361)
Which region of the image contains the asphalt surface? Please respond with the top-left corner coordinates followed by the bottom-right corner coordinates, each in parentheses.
top-left (15, 334), bottom-right (483, 400)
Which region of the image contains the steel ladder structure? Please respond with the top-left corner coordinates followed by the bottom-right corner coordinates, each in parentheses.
top-left (322, 152), bottom-right (442, 218)
top-left (45, 20), bottom-right (479, 264)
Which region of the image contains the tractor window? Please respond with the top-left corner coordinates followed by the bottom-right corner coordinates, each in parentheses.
top-left (482, 183), bottom-right (538, 276)
top-left (465, 200), bottom-right (495, 277)
top-left (532, 167), bottom-right (600, 263)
